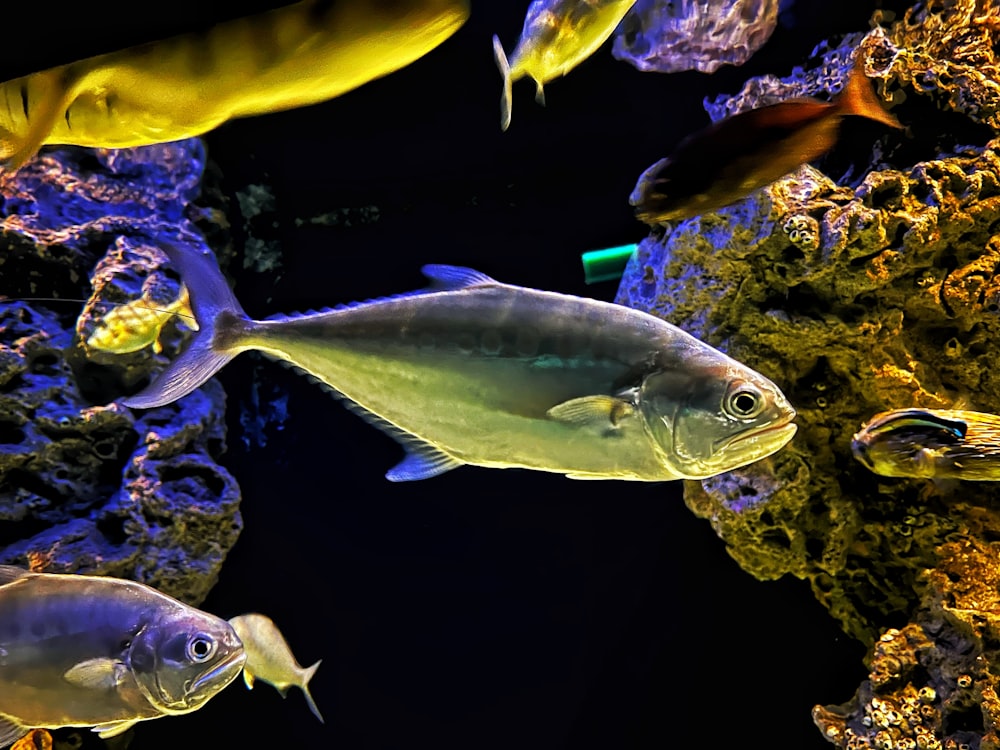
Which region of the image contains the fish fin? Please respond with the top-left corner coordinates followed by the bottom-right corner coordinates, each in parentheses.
top-left (242, 667), bottom-right (256, 690)
top-left (421, 264), bottom-right (496, 290)
top-left (270, 360), bottom-right (465, 482)
top-left (565, 472), bottom-right (606, 480)
top-left (837, 60), bottom-right (902, 130)
top-left (300, 660), bottom-right (325, 724)
top-left (386, 444), bottom-right (464, 482)
top-left (92, 720), bottom-right (138, 739)
top-left (492, 34), bottom-right (514, 131)
top-left (867, 409), bottom-right (967, 440)
top-left (63, 658), bottom-right (124, 690)
top-left (0, 715), bottom-right (28, 748)
top-left (0, 565), bottom-right (31, 585)
top-left (121, 240), bottom-right (249, 409)
top-left (546, 396), bottom-right (636, 427)
top-left (534, 79), bottom-right (545, 107)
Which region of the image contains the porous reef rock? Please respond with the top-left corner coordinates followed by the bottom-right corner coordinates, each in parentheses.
top-left (0, 142), bottom-right (241, 605)
top-left (613, 0), bottom-right (781, 74)
top-left (618, 1), bottom-right (1000, 748)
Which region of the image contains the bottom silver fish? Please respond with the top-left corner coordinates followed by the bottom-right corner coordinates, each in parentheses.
top-left (0, 566), bottom-right (245, 748)
top-left (852, 408), bottom-right (1000, 480)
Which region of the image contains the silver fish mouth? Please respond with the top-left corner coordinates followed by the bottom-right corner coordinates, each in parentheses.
top-left (716, 421), bottom-right (798, 456)
top-left (189, 649), bottom-right (246, 696)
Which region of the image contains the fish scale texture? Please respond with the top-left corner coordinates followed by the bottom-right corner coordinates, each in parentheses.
top-left (0, 140), bottom-right (241, 606)
top-left (617, 1), bottom-right (1000, 748)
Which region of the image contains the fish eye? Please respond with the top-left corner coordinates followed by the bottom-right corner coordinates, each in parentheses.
top-left (724, 384), bottom-right (765, 419)
top-left (186, 633), bottom-right (217, 663)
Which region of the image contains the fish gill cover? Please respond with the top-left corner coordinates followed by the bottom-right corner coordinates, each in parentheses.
top-left (618, 0), bottom-right (1000, 748)
top-left (0, 142), bottom-right (241, 606)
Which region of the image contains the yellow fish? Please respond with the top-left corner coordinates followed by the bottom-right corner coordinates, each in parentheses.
top-left (85, 286), bottom-right (197, 355)
top-left (0, 0), bottom-right (470, 170)
top-left (228, 614), bottom-right (323, 724)
top-left (492, 0), bottom-right (638, 130)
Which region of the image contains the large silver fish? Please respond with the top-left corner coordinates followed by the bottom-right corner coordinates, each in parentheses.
top-left (122, 241), bottom-right (797, 481)
top-left (229, 614), bottom-right (323, 723)
top-left (0, 566), bottom-right (246, 748)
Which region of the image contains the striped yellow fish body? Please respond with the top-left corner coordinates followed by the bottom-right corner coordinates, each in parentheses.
top-left (492, 0), bottom-right (637, 130)
top-left (0, 0), bottom-right (469, 170)
top-left (852, 408), bottom-right (1000, 481)
top-left (85, 286), bottom-right (196, 355)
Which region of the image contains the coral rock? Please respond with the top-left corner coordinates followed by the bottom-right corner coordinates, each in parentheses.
top-left (0, 142), bottom-right (240, 606)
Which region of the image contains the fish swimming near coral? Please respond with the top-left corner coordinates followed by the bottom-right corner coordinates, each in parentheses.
top-left (852, 408), bottom-right (1000, 480)
top-left (0, 0), bottom-right (469, 170)
top-left (493, 0), bottom-right (638, 130)
top-left (122, 240), bottom-right (797, 481)
top-left (84, 285), bottom-right (196, 355)
top-left (0, 565), bottom-right (245, 748)
top-left (228, 614), bottom-right (323, 723)
top-left (630, 58), bottom-right (903, 224)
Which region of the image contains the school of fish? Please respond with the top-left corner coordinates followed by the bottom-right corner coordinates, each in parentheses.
top-left (0, 0), bottom-right (942, 745)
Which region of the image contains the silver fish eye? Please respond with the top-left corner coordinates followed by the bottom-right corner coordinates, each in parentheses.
top-left (724, 384), bottom-right (765, 420)
top-left (186, 633), bottom-right (217, 663)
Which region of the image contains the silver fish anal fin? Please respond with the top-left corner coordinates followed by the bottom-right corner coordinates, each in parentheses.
top-left (0, 713), bottom-right (28, 747)
top-left (546, 395), bottom-right (636, 427)
top-left (275, 361), bottom-right (466, 482)
top-left (93, 719), bottom-right (139, 739)
top-left (64, 658), bottom-right (126, 690)
top-left (386, 444), bottom-right (463, 482)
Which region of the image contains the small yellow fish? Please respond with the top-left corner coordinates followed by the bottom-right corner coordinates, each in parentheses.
top-left (852, 408), bottom-right (1000, 481)
top-left (228, 614), bottom-right (323, 723)
top-left (0, 0), bottom-right (469, 170)
top-left (492, 0), bottom-right (638, 130)
top-left (85, 286), bottom-right (196, 355)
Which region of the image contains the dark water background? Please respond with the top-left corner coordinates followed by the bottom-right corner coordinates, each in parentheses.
top-left (0, 2), bottom-right (915, 747)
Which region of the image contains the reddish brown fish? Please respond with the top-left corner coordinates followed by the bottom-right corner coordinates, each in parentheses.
top-left (630, 61), bottom-right (902, 224)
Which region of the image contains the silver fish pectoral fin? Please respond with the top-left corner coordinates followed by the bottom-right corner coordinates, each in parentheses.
top-left (0, 713), bottom-right (29, 748)
top-left (93, 719), bottom-right (140, 739)
top-left (546, 395), bottom-right (637, 428)
top-left (242, 668), bottom-right (256, 690)
top-left (63, 658), bottom-right (128, 691)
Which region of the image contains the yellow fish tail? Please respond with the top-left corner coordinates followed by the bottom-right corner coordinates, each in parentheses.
top-left (492, 34), bottom-right (514, 131)
top-left (836, 60), bottom-right (902, 131)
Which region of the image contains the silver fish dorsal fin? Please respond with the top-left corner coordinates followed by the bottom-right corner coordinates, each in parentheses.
top-left (0, 565), bottom-right (31, 586)
top-left (421, 264), bottom-right (496, 290)
top-left (262, 266), bottom-right (496, 323)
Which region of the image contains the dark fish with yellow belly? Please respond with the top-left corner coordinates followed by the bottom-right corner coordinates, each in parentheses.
top-left (0, 0), bottom-right (469, 171)
top-left (0, 565), bottom-right (245, 748)
top-left (121, 240), bottom-right (797, 482)
top-left (852, 408), bottom-right (1000, 481)
top-left (631, 59), bottom-right (903, 224)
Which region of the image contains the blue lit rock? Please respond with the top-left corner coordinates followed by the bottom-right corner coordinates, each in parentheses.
top-left (0, 142), bottom-right (241, 606)
top-left (613, 0), bottom-right (780, 74)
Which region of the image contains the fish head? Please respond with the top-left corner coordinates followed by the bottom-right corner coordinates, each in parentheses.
top-left (851, 409), bottom-right (967, 478)
top-left (639, 358), bottom-right (797, 478)
top-left (129, 608), bottom-right (246, 716)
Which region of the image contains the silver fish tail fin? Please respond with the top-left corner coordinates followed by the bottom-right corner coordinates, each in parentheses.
top-left (492, 34), bottom-right (514, 131)
top-left (300, 659), bottom-right (325, 724)
top-left (121, 240), bottom-right (250, 409)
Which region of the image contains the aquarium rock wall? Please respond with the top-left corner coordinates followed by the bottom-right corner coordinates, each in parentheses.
top-left (0, 142), bottom-right (240, 605)
top-left (618, 0), bottom-right (1000, 748)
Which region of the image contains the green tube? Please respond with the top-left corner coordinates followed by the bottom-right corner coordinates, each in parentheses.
top-left (580, 244), bottom-right (638, 284)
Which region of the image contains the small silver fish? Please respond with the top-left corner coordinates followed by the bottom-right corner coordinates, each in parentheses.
top-left (121, 241), bottom-right (796, 482)
top-left (0, 565), bottom-right (245, 748)
top-left (228, 614), bottom-right (323, 723)
top-left (492, 0), bottom-right (638, 130)
top-left (852, 408), bottom-right (1000, 481)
